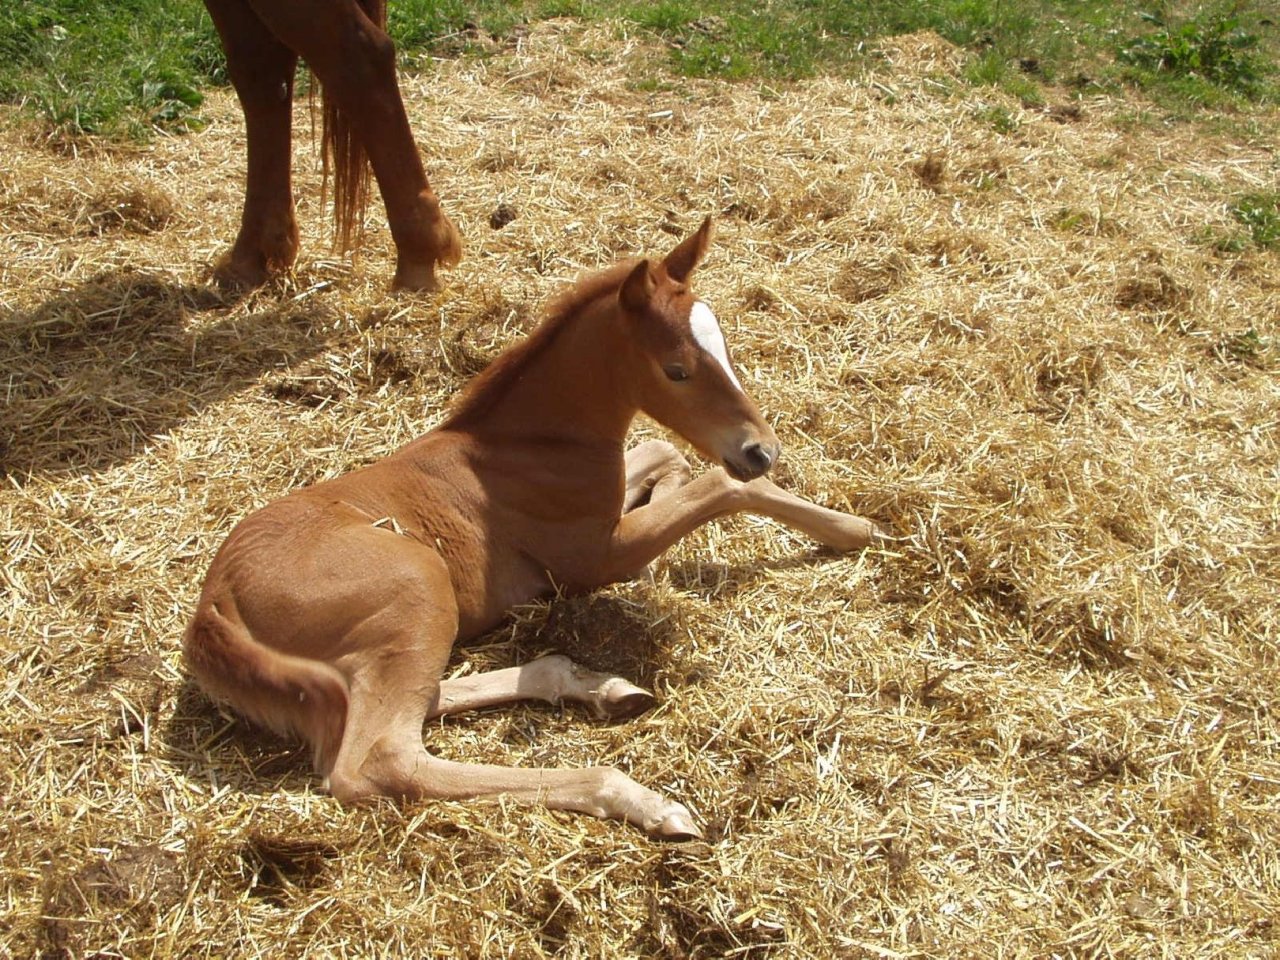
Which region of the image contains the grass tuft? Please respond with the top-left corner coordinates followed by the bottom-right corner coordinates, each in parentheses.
top-left (1229, 191), bottom-right (1280, 249)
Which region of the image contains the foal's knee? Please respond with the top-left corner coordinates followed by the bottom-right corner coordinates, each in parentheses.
top-left (655, 440), bottom-right (692, 470)
top-left (626, 440), bottom-right (693, 507)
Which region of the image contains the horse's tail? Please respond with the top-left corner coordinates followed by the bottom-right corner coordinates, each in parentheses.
top-left (319, 0), bottom-right (388, 253)
top-left (184, 603), bottom-right (349, 778)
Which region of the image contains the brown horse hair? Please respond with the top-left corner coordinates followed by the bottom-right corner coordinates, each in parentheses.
top-left (318, 0), bottom-right (385, 253)
top-left (440, 260), bottom-right (642, 431)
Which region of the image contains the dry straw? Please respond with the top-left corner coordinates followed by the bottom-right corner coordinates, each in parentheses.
top-left (2, 20), bottom-right (1277, 959)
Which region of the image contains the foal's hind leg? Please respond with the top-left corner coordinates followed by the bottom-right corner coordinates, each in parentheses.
top-left (331, 647), bottom-right (696, 838)
top-left (431, 655), bottom-right (654, 721)
top-left (205, 0), bottom-right (301, 288)
top-left (319, 536), bottom-right (697, 838)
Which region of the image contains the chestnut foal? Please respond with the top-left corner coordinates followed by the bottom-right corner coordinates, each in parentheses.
top-left (185, 220), bottom-right (881, 838)
top-left (204, 0), bottom-right (461, 290)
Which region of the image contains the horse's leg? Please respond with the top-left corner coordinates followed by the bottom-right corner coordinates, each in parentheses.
top-left (243, 0), bottom-right (461, 291)
top-left (335, 697), bottom-right (699, 839)
top-left (623, 440), bottom-right (693, 512)
top-left (288, 527), bottom-right (696, 839)
top-left (431, 444), bottom-right (683, 719)
top-left (602, 469), bottom-right (885, 583)
top-left (330, 643), bottom-right (696, 839)
top-left (429, 655), bottom-right (654, 721)
top-left (205, 0), bottom-right (301, 288)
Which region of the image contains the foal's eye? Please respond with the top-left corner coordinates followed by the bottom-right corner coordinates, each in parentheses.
top-left (663, 364), bottom-right (689, 382)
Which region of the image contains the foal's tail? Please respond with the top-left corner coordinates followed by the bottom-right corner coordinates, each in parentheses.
top-left (319, 0), bottom-right (388, 253)
top-left (184, 604), bottom-right (349, 777)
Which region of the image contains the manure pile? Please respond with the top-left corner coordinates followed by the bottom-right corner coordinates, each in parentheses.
top-left (1, 21), bottom-right (1277, 959)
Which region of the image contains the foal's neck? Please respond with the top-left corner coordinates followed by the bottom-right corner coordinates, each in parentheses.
top-left (450, 294), bottom-right (637, 449)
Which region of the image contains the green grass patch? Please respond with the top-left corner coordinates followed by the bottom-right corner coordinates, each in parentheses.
top-left (1230, 191), bottom-right (1280, 249)
top-left (386, 0), bottom-right (472, 49)
top-left (973, 102), bottom-right (1021, 135)
top-left (1, 0), bottom-right (1277, 141)
top-left (964, 50), bottom-right (1045, 105)
top-left (1212, 326), bottom-right (1274, 368)
top-left (615, 0), bottom-right (1049, 81)
top-left (1195, 191), bottom-right (1280, 253)
top-left (0, 0), bottom-right (222, 139)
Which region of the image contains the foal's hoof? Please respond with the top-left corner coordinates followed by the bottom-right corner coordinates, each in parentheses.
top-left (826, 516), bottom-right (890, 552)
top-left (592, 679), bottom-right (657, 720)
top-left (651, 806), bottom-right (703, 841)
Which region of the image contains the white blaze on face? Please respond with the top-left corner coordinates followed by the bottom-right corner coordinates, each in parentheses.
top-left (689, 301), bottom-right (742, 392)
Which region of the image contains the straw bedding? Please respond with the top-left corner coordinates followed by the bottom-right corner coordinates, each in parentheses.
top-left (1, 20), bottom-right (1277, 958)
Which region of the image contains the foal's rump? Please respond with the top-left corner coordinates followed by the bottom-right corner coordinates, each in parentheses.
top-left (184, 490), bottom-right (462, 772)
top-left (183, 601), bottom-right (349, 774)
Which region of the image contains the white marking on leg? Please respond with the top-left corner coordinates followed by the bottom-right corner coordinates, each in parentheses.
top-left (689, 301), bottom-right (743, 391)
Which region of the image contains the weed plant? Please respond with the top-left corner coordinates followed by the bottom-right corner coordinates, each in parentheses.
top-left (1229, 191), bottom-right (1280, 249)
top-left (1119, 9), bottom-right (1267, 94)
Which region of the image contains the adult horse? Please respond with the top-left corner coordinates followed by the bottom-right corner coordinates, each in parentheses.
top-left (205, 0), bottom-right (461, 290)
top-left (185, 220), bottom-right (882, 838)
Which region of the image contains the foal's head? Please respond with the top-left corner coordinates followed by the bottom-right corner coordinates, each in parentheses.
top-left (618, 219), bottom-right (781, 481)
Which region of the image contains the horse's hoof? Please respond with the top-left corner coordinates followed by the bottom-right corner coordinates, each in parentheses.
top-left (391, 260), bottom-right (443, 293)
top-left (593, 679), bottom-right (656, 720)
top-left (212, 253), bottom-right (270, 291)
top-left (828, 517), bottom-right (890, 552)
top-left (651, 807), bottom-right (703, 841)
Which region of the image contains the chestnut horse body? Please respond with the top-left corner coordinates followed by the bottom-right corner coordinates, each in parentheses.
top-left (185, 222), bottom-right (881, 837)
top-left (205, 0), bottom-right (461, 289)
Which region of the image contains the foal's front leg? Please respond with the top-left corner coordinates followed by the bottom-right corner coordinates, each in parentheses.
top-left (430, 655), bottom-right (654, 721)
top-left (623, 439), bottom-right (693, 512)
top-left (603, 468), bottom-right (884, 583)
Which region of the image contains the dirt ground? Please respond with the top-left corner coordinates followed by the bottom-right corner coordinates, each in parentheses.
top-left (1, 20), bottom-right (1277, 959)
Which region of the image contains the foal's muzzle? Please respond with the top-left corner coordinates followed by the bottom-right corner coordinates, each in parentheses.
top-left (725, 440), bottom-right (780, 481)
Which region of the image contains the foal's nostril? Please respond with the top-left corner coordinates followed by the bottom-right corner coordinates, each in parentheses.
top-left (742, 442), bottom-right (774, 472)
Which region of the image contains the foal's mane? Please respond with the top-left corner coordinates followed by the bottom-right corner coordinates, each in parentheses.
top-left (440, 260), bottom-right (639, 430)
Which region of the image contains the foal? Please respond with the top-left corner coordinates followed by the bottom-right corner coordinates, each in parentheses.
top-left (185, 220), bottom-right (881, 838)
top-left (204, 0), bottom-right (461, 290)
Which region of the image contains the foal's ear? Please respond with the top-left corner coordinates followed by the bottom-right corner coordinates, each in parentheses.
top-left (663, 217), bottom-right (714, 283)
top-left (620, 259), bottom-right (658, 314)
